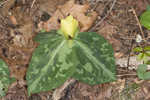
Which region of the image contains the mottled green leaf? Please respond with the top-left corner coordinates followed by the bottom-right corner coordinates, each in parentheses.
top-left (137, 64), bottom-right (150, 80)
top-left (26, 31), bottom-right (77, 95)
top-left (0, 59), bottom-right (15, 98)
top-left (140, 11), bottom-right (150, 30)
top-left (72, 32), bottom-right (116, 85)
top-left (27, 31), bottom-right (116, 95)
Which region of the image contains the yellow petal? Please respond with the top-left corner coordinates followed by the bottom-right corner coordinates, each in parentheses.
top-left (60, 15), bottom-right (79, 39)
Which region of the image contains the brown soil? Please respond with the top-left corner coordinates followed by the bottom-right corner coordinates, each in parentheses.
top-left (0, 0), bottom-right (150, 100)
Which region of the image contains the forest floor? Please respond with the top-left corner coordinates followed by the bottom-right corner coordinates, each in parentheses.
top-left (0, 0), bottom-right (150, 100)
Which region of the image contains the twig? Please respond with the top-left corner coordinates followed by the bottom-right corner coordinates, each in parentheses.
top-left (0, 0), bottom-right (10, 7)
top-left (52, 79), bottom-right (76, 100)
top-left (89, 0), bottom-right (117, 32)
top-left (117, 68), bottom-right (129, 72)
top-left (127, 39), bottom-right (134, 68)
top-left (31, 0), bottom-right (36, 8)
top-left (117, 73), bottom-right (137, 77)
top-left (131, 8), bottom-right (145, 39)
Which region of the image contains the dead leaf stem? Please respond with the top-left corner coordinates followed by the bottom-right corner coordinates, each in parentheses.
top-left (89, 0), bottom-right (117, 31)
top-left (131, 8), bottom-right (145, 39)
top-left (31, 0), bottom-right (37, 8)
top-left (0, 0), bottom-right (10, 7)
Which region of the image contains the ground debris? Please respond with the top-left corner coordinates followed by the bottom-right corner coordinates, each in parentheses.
top-left (2, 81), bottom-right (28, 100)
top-left (0, 0), bottom-right (150, 100)
top-left (39, 0), bottom-right (97, 32)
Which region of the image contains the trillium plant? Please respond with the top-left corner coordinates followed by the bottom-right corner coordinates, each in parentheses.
top-left (26, 15), bottom-right (116, 95)
top-left (0, 15), bottom-right (116, 97)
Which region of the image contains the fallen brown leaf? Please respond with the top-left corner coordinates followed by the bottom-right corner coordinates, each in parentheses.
top-left (9, 15), bottom-right (18, 25)
top-left (39, 0), bottom-right (67, 15)
top-left (39, 0), bottom-right (97, 32)
top-left (0, 1), bottom-right (37, 80)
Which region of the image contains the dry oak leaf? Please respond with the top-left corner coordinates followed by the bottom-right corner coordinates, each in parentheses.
top-left (40, 0), bottom-right (97, 32)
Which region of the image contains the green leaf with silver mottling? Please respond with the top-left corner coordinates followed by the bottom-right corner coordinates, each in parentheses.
top-left (27, 31), bottom-right (116, 95)
top-left (72, 32), bottom-right (116, 85)
top-left (0, 59), bottom-right (15, 98)
top-left (26, 31), bottom-right (77, 95)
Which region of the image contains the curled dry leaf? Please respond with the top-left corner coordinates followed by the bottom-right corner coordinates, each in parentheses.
top-left (0, 1), bottom-right (38, 80)
top-left (9, 15), bottom-right (18, 25)
top-left (39, 0), bottom-right (97, 32)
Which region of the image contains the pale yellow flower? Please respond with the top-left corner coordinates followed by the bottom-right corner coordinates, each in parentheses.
top-left (60, 15), bottom-right (79, 39)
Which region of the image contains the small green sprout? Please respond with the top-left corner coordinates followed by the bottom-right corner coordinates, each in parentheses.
top-left (133, 46), bottom-right (150, 64)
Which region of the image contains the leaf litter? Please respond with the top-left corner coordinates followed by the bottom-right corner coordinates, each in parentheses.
top-left (0, 0), bottom-right (150, 100)
top-left (38, 0), bottom-right (97, 32)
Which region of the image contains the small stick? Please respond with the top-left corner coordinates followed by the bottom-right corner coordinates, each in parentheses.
top-left (127, 39), bottom-right (134, 69)
top-left (52, 79), bottom-right (76, 100)
top-left (89, 0), bottom-right (117, 31)
top-left (117, 73), bottom-right (137, 77)
top-left (31, 0), bottom-right (36, 8)
top-left (131, 8), bottom-right (145, 39)
top-left (0, 0), bottom-right (10, 7)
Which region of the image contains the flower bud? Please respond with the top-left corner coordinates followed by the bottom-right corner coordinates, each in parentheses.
top-left (60, 15), bottom-right (79, 39)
